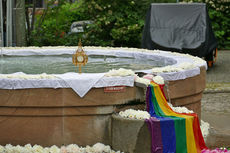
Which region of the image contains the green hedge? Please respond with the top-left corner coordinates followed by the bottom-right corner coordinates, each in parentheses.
top-left (30, 0), bottom-right (230, 49)
top-left (207, 0), bottom-right (230, 49)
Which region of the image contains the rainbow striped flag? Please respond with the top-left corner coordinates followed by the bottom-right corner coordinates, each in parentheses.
top-left (145, 82), bottom-right (207, 153)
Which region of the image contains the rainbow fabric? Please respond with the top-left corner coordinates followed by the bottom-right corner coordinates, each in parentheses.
top-left (145, 82), bottom-right (207, 153)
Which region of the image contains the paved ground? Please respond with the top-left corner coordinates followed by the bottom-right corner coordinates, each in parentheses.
top-left (201, 50), bottom-right (230, 148)
top-left (206, 50), bottom-right (230, 83)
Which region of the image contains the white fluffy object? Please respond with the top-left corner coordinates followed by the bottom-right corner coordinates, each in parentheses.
top-left (119, 109), bottom-right (150, 120)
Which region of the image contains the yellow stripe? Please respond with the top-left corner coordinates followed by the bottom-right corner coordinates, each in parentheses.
top-left (151, 82), bottom-right (197, 153)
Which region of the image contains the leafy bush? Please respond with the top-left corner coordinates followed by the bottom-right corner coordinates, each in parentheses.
top-left (207, 0), bottom-right (230, 49)
top-left (81, 0), bottom-right (145, 47)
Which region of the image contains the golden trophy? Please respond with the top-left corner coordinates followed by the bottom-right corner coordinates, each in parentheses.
top-left (72, 39), bottom-right (88, 74)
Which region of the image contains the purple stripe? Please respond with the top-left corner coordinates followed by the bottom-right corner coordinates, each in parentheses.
top-left (145, 117), bottom-right (163, 153)
top-left (151, 117), bottom-right (163, 153)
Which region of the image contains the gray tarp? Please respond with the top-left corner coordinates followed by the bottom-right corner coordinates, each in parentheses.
top-left (142, 3), bottom-right (217, 60)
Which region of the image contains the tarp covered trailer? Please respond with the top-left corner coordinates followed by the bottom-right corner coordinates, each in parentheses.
top-left (142, 3), bottom-right (218, 67)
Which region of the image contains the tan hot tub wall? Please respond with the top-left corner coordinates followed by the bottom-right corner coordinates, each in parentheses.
top-left (0, 66), bottom-right (206, 147)
top-left (163, 66), bottom-right (206, 119)
top-left (0, 86), bottom-right (145, 147)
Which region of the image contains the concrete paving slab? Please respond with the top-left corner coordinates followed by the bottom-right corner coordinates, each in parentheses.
top-left (206, 50), bottom-right (230, 83)
top-left (201, 50), bottom-right (230, 148)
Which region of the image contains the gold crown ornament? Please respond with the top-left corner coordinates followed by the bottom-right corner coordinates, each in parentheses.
top-left (72, 39), bottom-right (88, 74)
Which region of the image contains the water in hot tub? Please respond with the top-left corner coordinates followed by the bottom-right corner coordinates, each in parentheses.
top-left (0, 55), bottom-right (173, 74)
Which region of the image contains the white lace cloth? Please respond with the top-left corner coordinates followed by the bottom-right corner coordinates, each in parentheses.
top-left (55, 73), bottom-right (105, 97)
top-left (0, 72), bottom-right (134, 97)
top-left (151, 67), bottom-right (200, 81)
